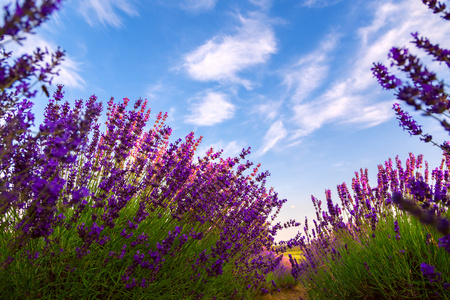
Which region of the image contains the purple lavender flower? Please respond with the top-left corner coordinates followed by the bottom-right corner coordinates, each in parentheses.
top-left (422, 0), bottom-right (450, 20)
top-left (438, 234), bottom-right (450, 253)
top-left (363, 262), bottom-right (371, 275)
top-left (421, 262), bottom-right (442, 283)
top-left (412, 32), bottom-right (450, 69)
top-left (393, 220), bottom-right (401, 240)
top-left (371, 63), bottom-right (402, 90)
top-left (392, 103), bottom-right (424, 137)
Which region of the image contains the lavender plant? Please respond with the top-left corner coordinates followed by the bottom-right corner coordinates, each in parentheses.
top-left (288, 152), bottom-right (450, 299)
top-left (0, 1), bottom-right (300, 298)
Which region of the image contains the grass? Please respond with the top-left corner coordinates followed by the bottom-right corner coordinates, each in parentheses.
top-left (0, 204), bottom-right (263, 299)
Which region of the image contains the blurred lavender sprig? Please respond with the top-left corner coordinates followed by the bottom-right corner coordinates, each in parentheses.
top-left (0, 0), bottom-right (65, 116)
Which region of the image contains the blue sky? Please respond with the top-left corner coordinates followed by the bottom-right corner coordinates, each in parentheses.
top-left (3, 0), bottom-right (450, 241)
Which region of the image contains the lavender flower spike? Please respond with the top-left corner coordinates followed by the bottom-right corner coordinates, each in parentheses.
top-left (392, 103), bottom-right (424, 137)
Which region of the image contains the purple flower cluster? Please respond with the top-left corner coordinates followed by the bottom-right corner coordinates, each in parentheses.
top-left (0, 0), bottom-right (62, 39)
top-left (394, 220), bottom-right (401, 240)
top-left (420, 262), bottom-right (450, 292)
top-left (1, 83), bottom-right (102, 261)
top-left (392, 103), bottom-right (433, 143)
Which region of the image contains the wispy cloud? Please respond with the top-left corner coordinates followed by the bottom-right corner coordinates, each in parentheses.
top-left (185, 91), bottom-right (236, 126)
top-left (290, 82), bottom-right (392, 140)
top-left (180, 0), bottom-right (217, 12)
top-left (357, 2), bottom-right (399, 47)
top-left (282, 33), bottom-right (338, 104)
top-left (344, 101), bottom-right (394, 128)
top-left (356, 0), bottom-right (450, 84)
top-left (53, 57), bottom-right (85, 89)
top-left (287, 0), bottom-right (450, 142)
top-left (8, 34), bottom-right (85, 89)
top-left (301, 0), bottom-right (343, 8)
top-left (256, 120), bottom-right (288, 156)
top-left (182, 13), bottom-right (277, 89)
top-left (253, 99), bottom-right (283, 121)
top-left (79, 0), bottom-right (139, 28)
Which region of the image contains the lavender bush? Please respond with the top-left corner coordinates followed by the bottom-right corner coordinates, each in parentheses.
top-left (0, 1), bottom-right (299, 298)
top-left (288, 152), bottom-right (450, 298)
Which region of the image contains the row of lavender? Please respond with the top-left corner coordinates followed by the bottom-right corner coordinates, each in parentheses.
top-left (0, 1), bottom-right (298, 298)
top-left (282, 1), bottom-right (450, 298)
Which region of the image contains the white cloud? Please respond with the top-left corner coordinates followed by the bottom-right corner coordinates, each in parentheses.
top-left (342, 101), bottom-right (395, 128)
top-left (286, 0), bottom-right (450, 142)
top-left (185, 91), bottom-right (235, 126)
top-left (180, 0), bottom-right (217, 12)
top-left (290, 83), bottom-right (349, 138)
top-left (301, 0), bottom-right (342, 8)
top-left (357, 2), bottom-right (399, 47)
top-left (290, 82), bottom-right (392, 140)
top-left (53, 57), bottom-right (85, 89)
top-left (256, 120), bottom-right (288, 156)
top-left (79, 0), bottom-right (139, 28)
top-left (282, 33), bottom-right (338, 103)
top-left (351, 0), bottom-right (450, 92)
top-left (182, 13), bottom-right (277, 89)
top-left (7, 34), bottom-right (85, 89)
top-left (254, 99), bottom-right (282, 121)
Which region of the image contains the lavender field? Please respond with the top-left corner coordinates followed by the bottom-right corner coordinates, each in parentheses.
top-left (1, 1), bottom-right (450, 299)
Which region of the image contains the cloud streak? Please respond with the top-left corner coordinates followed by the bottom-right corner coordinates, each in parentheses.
top-left (282, 33), bottom-right (338, 104)
top-left (301, 0), bottom-right (343, 8)
top-left (290, 82), bottom-right (392, 140)
top-left (253, 99), bottom-right (283, 122)
top-left (182, 13), bottom-right (277, 89)
top-left (180, 0), bottom-right (217, 12)
top-left (256, 120), bottom-right (288, 156)
top-left (79, 0), bottom-right (139, 28)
